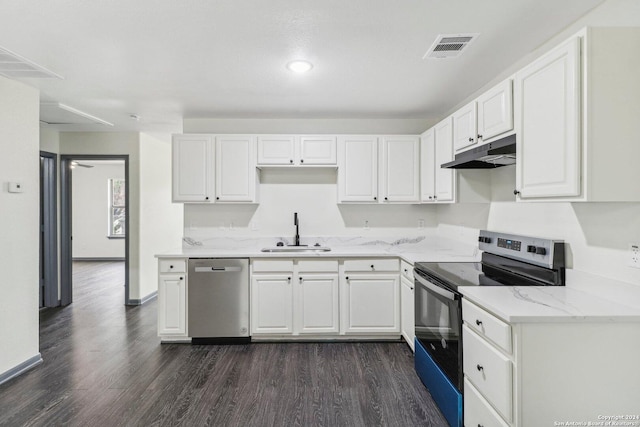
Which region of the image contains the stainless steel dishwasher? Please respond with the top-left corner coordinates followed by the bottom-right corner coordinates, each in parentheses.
top-left (187, 258), bottom-right (250, 344)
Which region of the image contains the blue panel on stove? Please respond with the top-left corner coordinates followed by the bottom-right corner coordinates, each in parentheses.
top-left (415, 338), bottom-right (462, 427)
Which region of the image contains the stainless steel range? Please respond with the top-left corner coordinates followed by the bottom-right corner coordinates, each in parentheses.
top-left (413, 230), bottom-right (565, 427)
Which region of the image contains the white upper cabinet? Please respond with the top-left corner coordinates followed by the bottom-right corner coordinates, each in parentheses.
top-left (453, 101), bottom-right (478, 153)
top-left (434, 118), bottom-right (456, 202)
top-left (477, 79), bottom-right (513, 142)
top-left (257, 135), bottom-right (296, 165)
top-left (514, 27), bottom-right (640, 202)
top-left (421, 120), bottom-right (456, 204)
top-left (215, 135), bottom-right (258, 202)
top-left (515, 37), bottom-right (581, 199)
top-left (172, 134), bottom-right (214, 203)
top-left (380, 136), bottom-right (420, 203)
top-left (337, 136), bottom-right (379, 203)
top-left (299, 136), bottom-right (337, 165)
top-left (257, 135), bottom-right (336, 166)
top-left (420, 128), bottom-right (436, 202)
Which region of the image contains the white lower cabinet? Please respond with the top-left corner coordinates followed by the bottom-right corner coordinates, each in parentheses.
top-left (341, 259), bottom-right (400, 335)
top-left (341, 265), bottom-right (400, 335)
top-left (251, 259), bottom-right (339, 336)
top-left (400, 260), bottom-right (415, 351)
top-left (297, 273), bottom-right (339, 334)
top-left (251, 258), bottom-right (400, 338)
top-left (463, 298), bottom-right (640, 426)
top-left (251, 274), bottom-right (294, 334)
top-left (157, 259), bottom-right (188, 337)
top-left (464, 378), bottom-right (510, 427)
top-left (463, 325), bottom-right (513, 422)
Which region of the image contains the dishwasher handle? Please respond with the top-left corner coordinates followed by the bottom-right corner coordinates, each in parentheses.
top-left (194, 266), bottom-right (242, 273)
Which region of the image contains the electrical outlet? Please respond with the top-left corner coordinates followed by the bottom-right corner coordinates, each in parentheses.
top-left (364, 220), bottom-right (369, 230)
top-left (418, 219), bottom-right (425, 229)
top-left (630, 244), bottom-right (640, 269)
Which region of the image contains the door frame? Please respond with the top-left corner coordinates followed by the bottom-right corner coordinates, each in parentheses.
top-left (60, 155), bottom-right (131, 305)
top-left (40, 151), bottom-right (59, 307)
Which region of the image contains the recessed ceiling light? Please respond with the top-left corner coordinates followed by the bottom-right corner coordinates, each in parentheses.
top-left (286, 60), bottom-right (313, 73)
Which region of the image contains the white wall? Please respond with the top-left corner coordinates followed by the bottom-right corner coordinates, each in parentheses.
top-left (40, 128), bottom-right (60, 154)
top-left (183, 118), bottom-right (439, 238)
top-left (71, 162), bottom-right (126, 259)
top-left (139, 132), bottom-right (183, 299)
top-left (0, 75), bottom-right (40, 376)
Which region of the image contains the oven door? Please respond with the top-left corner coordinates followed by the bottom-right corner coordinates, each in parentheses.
top-left (414, 269), bottom-right (463, 391)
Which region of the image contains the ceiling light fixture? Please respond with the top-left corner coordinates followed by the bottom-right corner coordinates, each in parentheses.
top-left (286, 60), bottom-right (313, 73)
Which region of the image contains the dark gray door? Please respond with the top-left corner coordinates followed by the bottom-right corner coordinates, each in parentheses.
top-left (39, 152), bottom-right (59, 308)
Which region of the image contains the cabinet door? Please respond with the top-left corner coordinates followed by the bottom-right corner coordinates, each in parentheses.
top-left (299, 136), bottom-right (337, 165)
top-left (297, 274), bottom-right (339, 334)
top-left (158, 274), bottom-right (187, 336)
top-left (172, 135), bottom-right (213, 202)
top-left (515, 37), bottom-right (581, 199)
top-left (257, 135), bottom-right (295, 165)
top-left (251, 274), bottom-right (293, 334)
top-left (420, 129), bottom-right (436, 202)
top-left (215, 135), bottom-right (257, 202)
top-left (477, 79), bottom-right (514, 141)
top-left (400, 276), bottom-right (415, 351)
top-left (381, 136), bottom-right (420, 203)
top-left (337, 136), bottom-right (378, 203)
top-left (453, 102), bottom-right (478, 153)
top-left (343, 274), bottom-right (399, 334)
top-left (434, 118), bottom-right (456, 202)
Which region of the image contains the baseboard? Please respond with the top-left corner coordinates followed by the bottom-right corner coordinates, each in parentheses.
top-left (73, 257), bottom-right (126, 262)
top-left (0, 353), bottom-right (43, 386)
top-left (127, 291), bottom-right (157, 306)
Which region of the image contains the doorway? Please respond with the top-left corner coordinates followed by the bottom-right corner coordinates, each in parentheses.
top-left (39, 151), bottom-right (58, 308)
top-left (60, 155), bottom-right (131, 305)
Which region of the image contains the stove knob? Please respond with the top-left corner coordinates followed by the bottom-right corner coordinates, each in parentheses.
top-left (535, 247), bottom-right (547, 255)
top-left (527, 245), bottom-right (537, 253)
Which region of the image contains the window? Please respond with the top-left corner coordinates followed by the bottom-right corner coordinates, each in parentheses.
top-left (108, 178), bottom-right (125, 238)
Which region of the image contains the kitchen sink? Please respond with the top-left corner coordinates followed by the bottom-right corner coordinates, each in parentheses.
top-left (260, 246), bottom-right (331, 253)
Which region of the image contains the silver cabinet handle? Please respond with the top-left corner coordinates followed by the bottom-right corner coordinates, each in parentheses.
top-left (194, 266), bottom-right (242, 273)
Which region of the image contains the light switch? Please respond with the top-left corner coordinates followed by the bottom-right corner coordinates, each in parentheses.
top-left (8, 182), bottom-right (24, 193)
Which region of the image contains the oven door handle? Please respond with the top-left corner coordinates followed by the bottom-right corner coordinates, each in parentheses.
top-left (414, 273), bottom-right (457, 301)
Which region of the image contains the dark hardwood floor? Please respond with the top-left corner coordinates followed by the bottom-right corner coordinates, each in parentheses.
top-left (0, 261), bottom-right (447, 427)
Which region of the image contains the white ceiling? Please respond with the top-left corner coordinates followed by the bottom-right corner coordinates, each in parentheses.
top-left (0, 0), bottom-right (604, 133)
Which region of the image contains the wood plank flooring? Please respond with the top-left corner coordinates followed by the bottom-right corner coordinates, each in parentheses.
top-left (0, 261), bottom-right (447, 427)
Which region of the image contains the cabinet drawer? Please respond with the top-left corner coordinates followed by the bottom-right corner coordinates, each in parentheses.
top-left (463, 325), bottom-right (513, 422)
top-left (252, 259), bottom-right (294, 273)
top-left (463, 299), bottom-right (512, 354)
top-left (159, 259), bottom-right (186, 273)
top-left (297, 260), bottom-right (338, 273)
top-left (400, 260), bottom-right (413, 280)
top-left (343, 258), bottom-right (399, 272)
top-left (464, 378), bottom-right (510, 427)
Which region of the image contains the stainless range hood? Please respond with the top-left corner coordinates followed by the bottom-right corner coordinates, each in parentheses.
top-left (442, 134), bottom-right (516, 169)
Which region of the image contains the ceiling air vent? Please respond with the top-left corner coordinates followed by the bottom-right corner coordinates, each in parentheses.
top-left (424, 33), bottom-right (479, 59)
top-left (0, 45), bottom-right (63, 79)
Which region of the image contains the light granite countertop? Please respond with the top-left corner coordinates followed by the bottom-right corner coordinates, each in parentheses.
top-left (155, 234), bottom-right (482, 265)
top-left (460, 284), bottom-right (640, 323)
